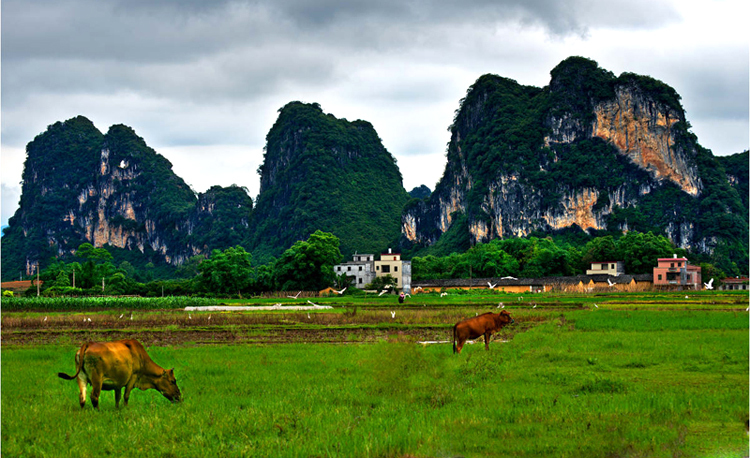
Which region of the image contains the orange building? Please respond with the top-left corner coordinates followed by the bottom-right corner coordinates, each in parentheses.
top-left (653, 255), bottom-right (701, 290)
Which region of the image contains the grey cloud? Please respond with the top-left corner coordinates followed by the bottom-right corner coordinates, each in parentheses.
top-left (2, 0), bottom-right (682, 64)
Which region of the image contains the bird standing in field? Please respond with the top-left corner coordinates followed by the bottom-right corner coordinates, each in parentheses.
top-left (498, 303), bottom-right (504, 309)
top-left (391, 311), bottom-right (396, 318)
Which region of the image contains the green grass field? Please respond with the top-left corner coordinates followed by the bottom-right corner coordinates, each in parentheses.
top-left (2, 299), bottom-right (748, 457)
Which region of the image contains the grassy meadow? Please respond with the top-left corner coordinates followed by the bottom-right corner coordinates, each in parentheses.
top-left (2, 294), bottom-right (748, 457)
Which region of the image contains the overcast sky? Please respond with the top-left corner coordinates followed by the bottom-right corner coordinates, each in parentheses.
top-left (2, 0), bottom-right (748, 229)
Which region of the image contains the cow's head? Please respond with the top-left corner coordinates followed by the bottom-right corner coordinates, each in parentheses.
top-left (155, 368), bottom-right (182, 403)
top-left (496, 310), bottom-right (514, 327)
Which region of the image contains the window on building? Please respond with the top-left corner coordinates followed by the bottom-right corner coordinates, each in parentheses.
top-left (376, 266), bottom-right (380, 271)
top-left (337, 267), bottom-right (341, 271)
top-left (359, 266), bottom-right (362, 271)
top-left (358, 278), bottom-right (362, 284)
top-left (382, 265), bottom-right (391, 273)
top-left (678, 262), bottom-right (682, 267)
top-left (658, 274), bottom-right (662, 281)
top-left (610, 264), bottom-right (615, 269)
top-left (347, 266), bottom-right (351, 271)
top-left (601, 263), bottom-right (607, 270)
top-left (394, 266), bottom-right (398, 272)
top-left (671, 263), bottom-right (675, 268)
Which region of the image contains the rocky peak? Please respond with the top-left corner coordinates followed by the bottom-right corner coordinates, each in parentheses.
top-left (402, 57), bottom-right (745, 272)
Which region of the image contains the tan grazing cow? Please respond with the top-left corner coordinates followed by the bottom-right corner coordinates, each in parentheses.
top-left (453, 311), bottom-right (514, 354)
top-left (58, 339), bottom-right (181, 408)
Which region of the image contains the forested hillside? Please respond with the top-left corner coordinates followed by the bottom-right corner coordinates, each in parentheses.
top-left (248, 102), bottom-right (410, 261)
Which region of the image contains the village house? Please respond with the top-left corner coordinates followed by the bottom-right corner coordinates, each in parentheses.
top-left (333, 249), bottom-right (412, 293)
top-left (333, 253), bottom-right (376, 289)
top-left (652, 254), bottom-right (701, 290)
top-left (718, 277), bottom-right (748, 291)
top-left (586, 261), bottom-right (625, 276)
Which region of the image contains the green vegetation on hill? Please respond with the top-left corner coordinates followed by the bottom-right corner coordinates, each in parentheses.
top-left (249, 102), bottom-right (409, 262)
top-left (716, 150), bottom-right (749, 212)
top-left (407, 185), bottom-right (431, 200)
top-left (1, 117), bottom-right (105, 278)
top-left (188, 185), bottom-right (253, 251)
top-left (103, 124), bottom-right (196, 225)
top-left (0, 117), bottom-right (203, 280)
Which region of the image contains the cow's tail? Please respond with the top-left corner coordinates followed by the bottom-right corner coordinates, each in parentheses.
top-left (57, 342), bottom-right (90, 380)
top-left (452, 324), bottom-right (457, 354)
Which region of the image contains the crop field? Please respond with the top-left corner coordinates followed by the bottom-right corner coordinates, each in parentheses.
top-left (1, 291), bottom-right (748, 457)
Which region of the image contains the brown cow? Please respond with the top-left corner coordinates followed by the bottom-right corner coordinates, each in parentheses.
top-left (58, 339), bottom-right (181, 409)
top-left (453, 311), bottom-right (514, 354)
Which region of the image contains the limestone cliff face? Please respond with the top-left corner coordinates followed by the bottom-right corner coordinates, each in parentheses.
top-left (2, 117), bottom-right (251, 276)
top-left (402, 57), bottom-right (739, 258)
top-left (590, 86), bottom-right (701, 196)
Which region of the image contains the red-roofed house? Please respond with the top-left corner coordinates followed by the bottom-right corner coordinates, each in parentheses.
top-left (653, 254), bottom-right (701, 290)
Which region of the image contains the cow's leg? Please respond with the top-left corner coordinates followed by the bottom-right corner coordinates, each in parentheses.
top-left (123, 378), bottom-right (137, 406)
top-left (484, 333), bottom-right (491, 351)
top-left (76, 375), bottom-right (87, 408)
top-left (456, 338), bottom-right (465, 354)
top-left (90, 374), bottom-right (103, 409)
top-left (114, 387), bottom-right (122, 408)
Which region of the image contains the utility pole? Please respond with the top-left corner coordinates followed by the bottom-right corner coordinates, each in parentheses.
top-left (102, 277), bottom-right (105, 294)
top-left (72, 270), bottom-right (75, 289)
top-left (36, 263), bottom-right (40, 297)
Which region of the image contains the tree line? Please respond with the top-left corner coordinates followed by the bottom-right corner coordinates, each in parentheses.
top-left (14, 230), bottom-right (726, 298)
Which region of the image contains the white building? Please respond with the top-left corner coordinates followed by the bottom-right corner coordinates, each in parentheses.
top-left (334, 249), bottom-right (412, 293)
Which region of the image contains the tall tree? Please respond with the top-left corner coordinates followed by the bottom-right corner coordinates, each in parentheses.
top-left (274, 231), bottom-right (343, 291)
top-left (197, 246), bottom-right (254, 296)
